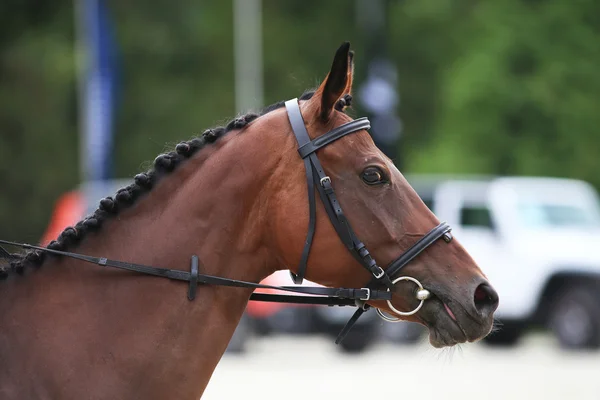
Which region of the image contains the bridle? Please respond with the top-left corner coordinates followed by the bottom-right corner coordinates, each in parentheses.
top-left (0, 97), bottom-right (453, 344)
top-left (282, 98), bottom-right (453, 341)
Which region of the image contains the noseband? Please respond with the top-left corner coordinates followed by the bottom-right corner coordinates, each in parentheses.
top-left (0, 98), bottom-right (453, 345)
top-left (284, 98), bottom-right (453, 341)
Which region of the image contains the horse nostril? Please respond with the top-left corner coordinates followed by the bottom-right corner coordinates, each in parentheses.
top-left (473, 283), bottom-right (499, 315)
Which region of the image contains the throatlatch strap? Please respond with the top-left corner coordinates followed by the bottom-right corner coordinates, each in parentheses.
top-left (285, 98), bottom-right (316, 284)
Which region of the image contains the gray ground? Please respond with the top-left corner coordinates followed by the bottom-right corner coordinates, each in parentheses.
top-left (203, 333), bottom-right (600, 400)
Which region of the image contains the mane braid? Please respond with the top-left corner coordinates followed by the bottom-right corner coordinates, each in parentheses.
top-left (0, 89), bottom-right (352, 280)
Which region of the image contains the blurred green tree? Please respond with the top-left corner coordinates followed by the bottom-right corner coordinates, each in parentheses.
top-left (0, 0), bottom-right (78, 243)
top-left (406, 0), bottom-right (600, 189)
top-left (0, 0), bottom-right (599, 243)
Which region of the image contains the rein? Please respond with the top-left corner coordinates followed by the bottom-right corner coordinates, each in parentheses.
top-left (0, 98), bottom-right (453, 344)
top-left (0, 238), bottom-right (391, 305)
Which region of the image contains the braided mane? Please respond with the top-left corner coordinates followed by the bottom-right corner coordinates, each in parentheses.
top-left (0, 91), bottom-right (352, 280)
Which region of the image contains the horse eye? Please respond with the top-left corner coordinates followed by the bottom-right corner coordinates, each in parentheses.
top-left (362, 167), bottom-right (386, 185)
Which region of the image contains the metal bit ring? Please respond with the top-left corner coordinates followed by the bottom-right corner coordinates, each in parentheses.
top-left (376, 276), bottom-right (430, 321)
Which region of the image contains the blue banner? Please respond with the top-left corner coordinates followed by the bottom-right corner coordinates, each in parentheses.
top-left (81, 0), bottom-right (118, 181)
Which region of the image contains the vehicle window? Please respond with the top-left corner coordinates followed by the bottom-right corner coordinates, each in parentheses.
top-left (517, 202), bottom-right (600, 228)
top-left (460, 206), bottom-right (494, 229)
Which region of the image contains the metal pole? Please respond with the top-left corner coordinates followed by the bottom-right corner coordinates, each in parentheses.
top-left (74, 0), bottom-right (88, 183)
top-left (355, 0), bottom-right (401, 164)
top-left (233, 0), bottom-right (264, 114)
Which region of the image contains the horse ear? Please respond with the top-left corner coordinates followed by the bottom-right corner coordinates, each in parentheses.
top-left (346, 50), bottom-right (354, 96)
top-left (313, 42), bottom-right (353, 121)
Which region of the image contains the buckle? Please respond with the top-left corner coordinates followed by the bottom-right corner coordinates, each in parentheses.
top-left (359, 288), bottom-right (371, 301)
top-left (372, 266), bottom-right (385, 279)
top-left (320, 176), bottom-right (331, 187)
top-left (442, 231), bottom-right (453, 243)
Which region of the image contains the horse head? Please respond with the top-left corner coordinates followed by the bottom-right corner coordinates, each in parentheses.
top-left (264, 42), bottom-right (499, 347)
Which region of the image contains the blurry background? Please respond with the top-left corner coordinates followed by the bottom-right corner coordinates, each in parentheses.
top-left (1, 0), bottom-right (600, 398)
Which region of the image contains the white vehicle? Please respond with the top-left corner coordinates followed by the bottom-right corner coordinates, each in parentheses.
top-left (406, 174), bottom-right (600, 349)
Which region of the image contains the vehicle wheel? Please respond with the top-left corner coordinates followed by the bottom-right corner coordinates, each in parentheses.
top-left (548, 285), bottom-right (600, 350)
top-left (482, 320), bottom-right (522, 346)
top-left (337, 325), bottom-right (378, 354)
top-left (268, 307), bottom-right (314, 334)
top-left (250, 316), bottom-right (272, 336)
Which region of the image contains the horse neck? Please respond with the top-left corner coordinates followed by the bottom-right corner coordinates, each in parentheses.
top-left (3, 128), bottom-right (285, 399)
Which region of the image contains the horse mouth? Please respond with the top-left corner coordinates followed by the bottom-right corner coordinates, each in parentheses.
top-left (379, 278), bottom-right (497, 348)
top-left (419, 295), bottom-right (470, 348)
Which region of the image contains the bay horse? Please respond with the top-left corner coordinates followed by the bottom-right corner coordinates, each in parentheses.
top-left (0, 42), bottom-right (498, 399)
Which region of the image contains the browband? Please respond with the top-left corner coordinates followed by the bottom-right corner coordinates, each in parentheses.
top-left (297, 117), bottom-right (371, 158)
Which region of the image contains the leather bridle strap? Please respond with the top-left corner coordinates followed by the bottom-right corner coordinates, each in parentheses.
top-left (335, 221), bottom-right (453, 344)
top-left (284, 98), bottom-right (318, 284)
top-left (370, 221), bottom-right (453, 287)
top-left (297, 117), bottom-right (371, 158)
top-left (0, 239), bottom-right (392, 302)
top-left (284, 98), bottom-right (393, 290)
